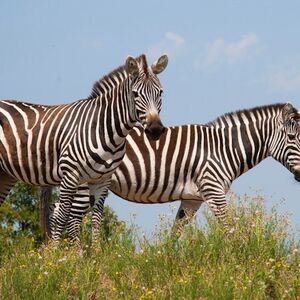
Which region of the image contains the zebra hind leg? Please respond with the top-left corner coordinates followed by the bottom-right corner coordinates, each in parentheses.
top-left (0, 171), bottom-right (17, 207)
top-left (89, 181), bottom-right (110, 242)
top-left (91, 196), bottom-right (106, 241)
top-left (173, 199), bottom-right (203, 235)
top-left (49, 202), bottom-right (59, 239)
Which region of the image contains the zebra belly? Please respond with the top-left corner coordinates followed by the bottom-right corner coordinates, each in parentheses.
top-left (0, 155), bottom-right (61, 186)
top-left (110, 177), bottom-right (202, 204)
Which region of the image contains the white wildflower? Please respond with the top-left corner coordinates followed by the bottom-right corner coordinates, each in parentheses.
top-left (58, 257), bottom-right (67, 263)
top-left (228, 227), bottom-right (235, 234)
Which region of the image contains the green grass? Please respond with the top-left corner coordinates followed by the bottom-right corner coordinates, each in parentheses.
top-left (0, 195), bottom-right (299, 300)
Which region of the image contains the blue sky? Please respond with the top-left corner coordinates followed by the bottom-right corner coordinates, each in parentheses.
top-left (1, 1), bottom-right (300, 235)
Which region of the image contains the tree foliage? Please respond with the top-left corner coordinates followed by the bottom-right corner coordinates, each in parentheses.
top-left (0, 182), bottom-right (42, 241)
top-left (0, 182), bottom-right (124, 246)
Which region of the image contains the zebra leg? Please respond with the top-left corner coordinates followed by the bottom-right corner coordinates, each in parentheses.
top-left (196, 172), bottom-right (232, 233)
top-left (205, 197), bottom-right (231, 235)
top-left (205, 193), bottom-right (228, 223)
top-left (91, 196), bottom-right (106, 239)
top-left (49, 185), bottom-right (91, 243)
top-left (52, 177), bottom-right (79, 241)
top-left (201, 186), bottom-right (229, 231)
top-left (49, 202), bottom-right (59, 239)
top-left (174, 199), bottom-right (203, 232)
top-left (0, 172), bottom-right (17, 206)
top-left (67, 184), bottom-right (91, 243)
top-left (89, 180), bottom-right (110, 241)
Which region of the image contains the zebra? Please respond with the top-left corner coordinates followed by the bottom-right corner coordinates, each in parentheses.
top-left (0, 53), bottom-right (168, 241)
top-left (49, 102), bottom-right (300, 240)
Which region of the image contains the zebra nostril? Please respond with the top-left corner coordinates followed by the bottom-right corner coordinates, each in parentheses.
top-left (145, 122), bottom-right (165, 140)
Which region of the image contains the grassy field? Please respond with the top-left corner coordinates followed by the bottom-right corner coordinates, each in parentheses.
top-left (0, 195), bottom-right (299, 300)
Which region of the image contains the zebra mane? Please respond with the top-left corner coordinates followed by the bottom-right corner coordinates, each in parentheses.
top-left (88, 54), bottom-right (149, 100)
top-left (208, 103), bottom-right (288, 127)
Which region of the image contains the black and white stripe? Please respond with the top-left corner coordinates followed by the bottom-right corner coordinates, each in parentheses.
top-left (50, 102), bottom-right (300, 239)
top-left (0, 54), bottom-right (168, 241)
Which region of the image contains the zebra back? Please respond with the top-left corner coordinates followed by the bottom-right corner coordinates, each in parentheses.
top-left (111, 102), bottom-right (300, 203)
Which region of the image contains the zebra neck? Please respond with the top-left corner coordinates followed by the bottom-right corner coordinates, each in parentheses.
top-left (112, 78), bottom-right (136, 141)
top-left (212, 109), bottom-right (278, 180)
top-left (88, 67), bottom-right (138, 142)
top-left (89, 80), bottom-right (136, 150)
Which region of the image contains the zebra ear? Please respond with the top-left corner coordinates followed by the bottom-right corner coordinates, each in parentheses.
top-left (282, 103), bottom-right (295, 125)
top-left (126, 56), bottom-right (139, 77)
top-left (151, 54), bottom-right (168, 74)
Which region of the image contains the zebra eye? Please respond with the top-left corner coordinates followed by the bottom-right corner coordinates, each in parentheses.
top-left (132, 91), bottom-right (139, 98)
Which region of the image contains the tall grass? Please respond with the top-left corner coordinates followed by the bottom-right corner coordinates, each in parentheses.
top-left (0, 195), bottom-right (299, 299)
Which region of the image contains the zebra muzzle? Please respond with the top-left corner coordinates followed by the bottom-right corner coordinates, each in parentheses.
top-left (294, 169), bottom-right (300, 182)
top-left (144, 119), bottom-right (165, 140)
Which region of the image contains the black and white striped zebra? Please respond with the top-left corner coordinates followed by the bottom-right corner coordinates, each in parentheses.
top-left (50, 102), bottom-right (300, 240)
top-left (0, 54), bottom-right (168, 241)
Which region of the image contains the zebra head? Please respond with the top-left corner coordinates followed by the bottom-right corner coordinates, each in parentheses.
top-left (272, 103), bottom-right (300, 182)
top-left (125, 54), bottom-right (168, 140)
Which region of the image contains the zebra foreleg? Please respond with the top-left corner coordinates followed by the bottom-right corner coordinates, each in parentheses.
top-left (67, 214), bottom-right (84, 244)
top-left (52, 177), bottom-right (79, 241)
top-left (198, 176), bottom-right (231, 233)
top-left (204, 193), bottom-right (230, 232)
top-left (49, 197), bottom-right (90, 243)
top-left (66, 184), bottom-right (91, 243)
